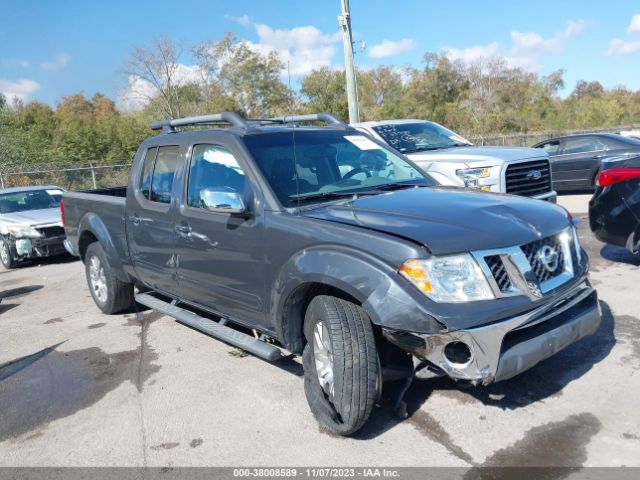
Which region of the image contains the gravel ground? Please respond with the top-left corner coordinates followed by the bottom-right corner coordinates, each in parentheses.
top-left (0, 194), bottom-right (638, 467)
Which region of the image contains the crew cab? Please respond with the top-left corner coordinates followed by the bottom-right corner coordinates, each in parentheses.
top-left (353, 119), bottom-right (557, 202)
top-left (62, 112), bottom-right (599, 435)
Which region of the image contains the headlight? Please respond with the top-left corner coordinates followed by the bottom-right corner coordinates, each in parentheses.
top-left (399, 254), bottom-right (494, 303)
top-left (456, 167), bottom-right (492, 191)
top-left (6, 225), bottom-right (42, 238)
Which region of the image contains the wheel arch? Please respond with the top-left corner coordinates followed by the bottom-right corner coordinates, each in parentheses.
top-left (271, 246), bottom-right (442, 353)
top-left (77, 212), bottom-right (129, 282)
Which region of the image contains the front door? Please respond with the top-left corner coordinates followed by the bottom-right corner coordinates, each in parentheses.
top-left (126, 144), bottom-right (180, 293)
top-left (174, 143), bottom-right (267, 327)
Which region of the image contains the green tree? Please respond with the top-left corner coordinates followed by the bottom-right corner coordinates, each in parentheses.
top-left (300, 67), bottom-right (348, 121)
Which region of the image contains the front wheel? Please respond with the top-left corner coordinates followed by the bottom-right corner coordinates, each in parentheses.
top-left (302, 295), bottom-right (379, 436)
top-left (84, 242), bottom-right (134, 314)
top-left (0, 237), bottom-right (18, 269)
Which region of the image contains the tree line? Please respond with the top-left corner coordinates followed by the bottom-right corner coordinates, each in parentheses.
top-left (2, 34), bottom-right (640, 172)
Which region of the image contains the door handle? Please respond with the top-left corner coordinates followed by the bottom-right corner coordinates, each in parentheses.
top-left (175, 223), bottom-right (192, 236)
top-left (592, 154), bottom-right (605, 160)
top-left (129, 214), bottom-right (141, 226)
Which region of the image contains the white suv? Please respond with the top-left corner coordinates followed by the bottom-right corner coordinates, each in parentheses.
top-left (352, 119), bottom-right (557, 202)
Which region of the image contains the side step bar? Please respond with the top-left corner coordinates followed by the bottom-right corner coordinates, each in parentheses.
top-left (135, 293), bottom-right (282, 362)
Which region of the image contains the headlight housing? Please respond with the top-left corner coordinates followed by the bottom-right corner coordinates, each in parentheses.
top-left (572, 225), bottom-right (582, 264)
top-left (6, 225), bottom-right (42, 238)
top-left (399, 254), bottom-right (495, 303)
top-left (456, 167), bottom-right (492, 191)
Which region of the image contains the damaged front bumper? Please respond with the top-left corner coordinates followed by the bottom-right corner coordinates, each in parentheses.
top-left (384, 280), bottom-right (600, 385)
top-left (7, 234), bottom-right (67, 260)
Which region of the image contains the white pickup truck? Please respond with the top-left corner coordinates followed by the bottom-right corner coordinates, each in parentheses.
top-left (352, 119), bottom-right (557, 202)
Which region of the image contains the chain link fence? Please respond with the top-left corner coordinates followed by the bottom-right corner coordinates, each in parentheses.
top-left (1, 124), bottom-right (639, 190)
top-left (0, 164), bottom-right (132, 190)
top-left (466, 125), bottom-right (640, 147)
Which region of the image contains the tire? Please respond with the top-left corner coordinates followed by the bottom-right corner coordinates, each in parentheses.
top-left (302, 295), bottom-right (379, 436)
top-left (0, 236), bottom-right (18, 269)
top-left (84, 242), bottom-right (134, 314)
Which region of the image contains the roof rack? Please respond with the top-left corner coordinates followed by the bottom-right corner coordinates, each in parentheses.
top-left (268, 113), bottom-right (346, 127)
top-left (150, 112), bottom-right (249, 132)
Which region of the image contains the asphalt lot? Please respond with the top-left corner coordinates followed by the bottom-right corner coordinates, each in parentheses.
top-left (0, 194), bottom-right (638, 467)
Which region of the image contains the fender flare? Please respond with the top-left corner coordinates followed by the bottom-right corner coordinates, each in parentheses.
top-left (271, 245), bottom-right (441, 351)
top-left (78, 212), bottom-right (129, 282)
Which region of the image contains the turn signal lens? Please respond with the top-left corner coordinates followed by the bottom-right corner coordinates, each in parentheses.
top-left (399, 260), bottom-right (433, 292)
top-left (597, 168), bottom-right (640, 187)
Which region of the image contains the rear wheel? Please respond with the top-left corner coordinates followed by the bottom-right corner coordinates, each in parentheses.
top-left (302, 295), bottom-right (379, 436)
top-left (0, 237), bottom-right (18, 269)
top-left (85, 242), bottom-right (133, 314)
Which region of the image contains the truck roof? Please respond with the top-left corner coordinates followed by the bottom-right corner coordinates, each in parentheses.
top-left (149, 112), bottom-right (351, 137)
top-left (152, 124), bottom-right (350, 138)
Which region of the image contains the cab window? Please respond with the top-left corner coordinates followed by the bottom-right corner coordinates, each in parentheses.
top-left (536, 140), bottom-right (560, 155)
top-left (561, 137), bottom-right (607, 155)
top-left (187, 144), bottom-right (246, 208)
top-left (149, 145), bottom-right (179, 204)
top-left (139, 147), bottom-right (157, 199)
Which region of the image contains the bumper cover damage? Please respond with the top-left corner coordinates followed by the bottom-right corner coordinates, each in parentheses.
top-left (384, 280), bottom-right (600, 385)
top-left (6, 234), bottom-right (67, 260)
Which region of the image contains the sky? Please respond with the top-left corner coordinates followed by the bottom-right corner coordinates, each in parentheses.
top-left (1, 0), bottom-right (640, 110)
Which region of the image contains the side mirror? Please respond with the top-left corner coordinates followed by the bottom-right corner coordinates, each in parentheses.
top-left (198, 188), bottom-right (246, 215)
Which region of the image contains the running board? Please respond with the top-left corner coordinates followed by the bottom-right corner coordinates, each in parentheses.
top-left (135, 293), bottom-right (282, 362)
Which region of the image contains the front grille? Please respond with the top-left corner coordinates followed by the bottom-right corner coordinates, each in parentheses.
top-left (521, 235), bottom-right (565, 283)
top-left (36, 226), bottom-right (65, 238)
top-left (505, 159), bottom-right (551, 197)
top-left (485, 255), bottom-right (512, 292)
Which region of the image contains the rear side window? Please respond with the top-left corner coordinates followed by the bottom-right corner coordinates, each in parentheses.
top-left (149, 146), bottom-right (179, 203)
top-left (139, 147), bottom-right (157, 199)
top-left (561, 137), bottom-right (607, 155)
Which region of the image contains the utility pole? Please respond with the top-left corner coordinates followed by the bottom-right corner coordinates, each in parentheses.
top-left (338, 0), bottom-right (360, 123)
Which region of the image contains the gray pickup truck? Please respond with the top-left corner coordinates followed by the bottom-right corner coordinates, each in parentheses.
top-left (62, 112), bottom-right (600, 435)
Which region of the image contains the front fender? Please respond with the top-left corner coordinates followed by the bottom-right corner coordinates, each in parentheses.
top-left (272, 245), bottom-right (443, 350)
top-left (78, 213), bottom-right (129, 282)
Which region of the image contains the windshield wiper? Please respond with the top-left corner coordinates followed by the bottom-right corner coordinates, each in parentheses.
top-left (291, 191), bottom-right (361, 204)
top-left (370, 182), bottom-right (425, 192)
top-left (410, 143), bottom-right (470, 152)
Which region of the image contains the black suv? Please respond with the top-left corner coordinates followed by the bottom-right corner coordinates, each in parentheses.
top-left (62, 113), bottom-right (600, 435)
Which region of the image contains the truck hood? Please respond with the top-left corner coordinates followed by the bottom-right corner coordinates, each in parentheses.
top-left (301, 187), bottom-right (569, 255)
top-left (407, 146), bottom-right (545, 166)
top-left (0, 208), bottom-right (63, 227)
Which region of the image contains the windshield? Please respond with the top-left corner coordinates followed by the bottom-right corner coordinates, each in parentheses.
top-left (243, 130), bottom-right (433, 206)
top-left (0, 189), bottom-right (63, 214)
top-left (372, 122), bottom-right (472, 153)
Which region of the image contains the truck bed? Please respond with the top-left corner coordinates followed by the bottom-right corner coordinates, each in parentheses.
top-left (62, 186), bottom-right (129, 261)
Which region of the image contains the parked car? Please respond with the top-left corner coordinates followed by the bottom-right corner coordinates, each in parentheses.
top-left (589, 153), bottom-right (640, 253)
top-left (352, 119), bottom-right (556, 202)
top-left (0, 185), bottom-right (67, 269)
top-left (532, 133), bottom-right (640, 192)
top-left (62, 112), bottom-right (599, 435)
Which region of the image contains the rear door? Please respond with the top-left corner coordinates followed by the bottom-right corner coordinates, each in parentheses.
top-left (173, 141), bottom-right (267, 327)
top-left (552, 136), bottom-right (608, 190)
top-left (126, 144), bottom-right (181, 293)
